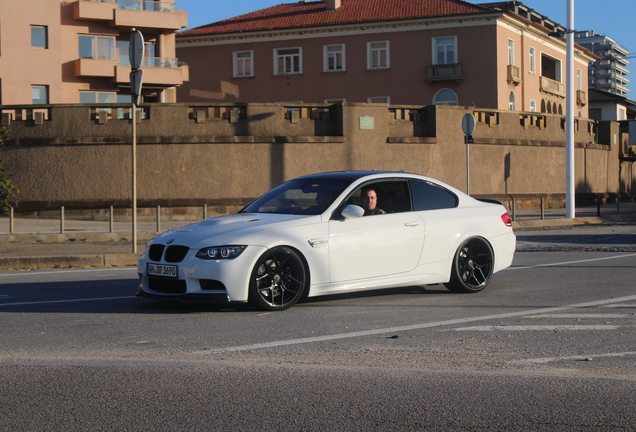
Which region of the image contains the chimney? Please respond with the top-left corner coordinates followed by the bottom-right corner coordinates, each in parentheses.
top-left (326, 0), bottom-right (341, 11)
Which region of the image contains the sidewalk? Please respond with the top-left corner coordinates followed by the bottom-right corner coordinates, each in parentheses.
top-left (1, 202), bottom-right (635, 271)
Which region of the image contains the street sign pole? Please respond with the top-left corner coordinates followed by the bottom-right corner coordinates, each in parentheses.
top-left (129, 28), bottom-right (144, 253)
top-left (462, 113), bottom-right (476, 196)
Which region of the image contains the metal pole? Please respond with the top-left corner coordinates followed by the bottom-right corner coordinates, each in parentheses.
top-left (465, 135), bottom-right (470, 195)
top-left (132, 102), bottom-right (137, 253)
top-left (9, 206), bottom-right (14, 235)
top-left (60, 206), bottom-right (65, 234)
top-left (541, 197), bottom-right (545, 220)
top-left (203, 204), bottom-right (208, 220)
top-left (109, 205), bottom-right (114, 233)
top-left (156, 205), bottom-right (161, 232)
top-left (565, 0), bottom-right (575, 218)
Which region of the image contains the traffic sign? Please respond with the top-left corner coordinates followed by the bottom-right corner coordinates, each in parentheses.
top-left (129, 28), bottom-right (145, 71)
top-left (462, 113), bottom-right (475, 136)
top-left (130, 69), bottom-right (143, 105)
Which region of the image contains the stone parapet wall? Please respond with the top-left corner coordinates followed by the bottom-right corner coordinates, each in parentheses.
top-left (0, 102), bottom-right (624, 212)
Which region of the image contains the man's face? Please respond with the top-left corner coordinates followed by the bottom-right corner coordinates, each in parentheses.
top-left (362, 189), bottom-right (377, 211)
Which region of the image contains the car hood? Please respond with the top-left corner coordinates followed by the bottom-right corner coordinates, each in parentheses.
top-left (150, 213), bottom-right (316, 248)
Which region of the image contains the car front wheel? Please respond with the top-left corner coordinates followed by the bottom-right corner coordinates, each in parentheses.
top-left (249, 246), bottom-right (307, 311)
top-left (445, 237), bottom-right (494, 293)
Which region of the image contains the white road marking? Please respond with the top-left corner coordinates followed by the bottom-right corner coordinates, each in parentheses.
top-left (195, 294), bottom-right (636, 354)
top-left (506, 252), bottom-right (636, 270)
top-left (0, 296), bottom-right (136, 307)
top-left (452, 325), bottom-right (622, 331)
top-left (526, 314), bottom-right (627, 319)
top-left (512, 351), bottom-right (636, 365)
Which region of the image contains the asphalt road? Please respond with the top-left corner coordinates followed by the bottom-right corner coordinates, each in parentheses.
top-left (1, 225), bottom-right (635, 431)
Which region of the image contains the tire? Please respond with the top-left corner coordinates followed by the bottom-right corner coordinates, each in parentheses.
top-left (445, 237), bottom-right (494, 293)
top-left (249, 247), bottom-right (308, 311)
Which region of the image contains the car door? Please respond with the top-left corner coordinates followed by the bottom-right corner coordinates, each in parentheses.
top-left (327, 181), bottom-right (425, 283)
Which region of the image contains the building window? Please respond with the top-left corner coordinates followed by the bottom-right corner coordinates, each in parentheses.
top-left (32, 85), bottom-right (49, 104)
top-left (367, 41), bottom-right (389, 69)
top-left (509, 91), bottom-right (516, 110)
top-left (275, 48), bottom-right (302, 75)
top-left (529, 47), bottom-right (535, 74)
top-left (325, 98), bottom-right (346, 103)
top-left (233, 51), bottom-right (253, 77)
top-left (433, 37), bottom-right (456, 65)
top-left (31, 25), bottom-right (48, 49)
top-left (577, 69), bottom-right (582, 90)
top-left (541, 54), bottom-right (562, 82)
top-left (508, 39), bottom-right (515, 65)
top-left (432, 89), bottom-right (458, 105)
top-left (78, 35), bottom-right (114, 60)
top-left (529, 99), bottom-right (536, 112)
top-left (324, 44), bottom-right (345, 72)
top-left (79, 91), bottom-right (116, 104)
top-left (368, 96), bottom-right (390, 104)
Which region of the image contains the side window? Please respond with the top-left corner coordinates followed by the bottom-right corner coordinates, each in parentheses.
top-left (410, 180), bottom-right (458, 211)
top-left (348, 181), bottom-right (411, 215)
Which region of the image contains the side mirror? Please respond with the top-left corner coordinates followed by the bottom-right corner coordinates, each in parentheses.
top-left (341, 204), bottom-right (364, 219)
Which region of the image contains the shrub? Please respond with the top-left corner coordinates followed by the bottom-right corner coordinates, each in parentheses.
top-left (0, 126), bottom-right (19, 214)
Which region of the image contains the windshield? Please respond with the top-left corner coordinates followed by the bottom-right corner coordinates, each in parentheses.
top-left (241, 178), bottom-right (351, 215)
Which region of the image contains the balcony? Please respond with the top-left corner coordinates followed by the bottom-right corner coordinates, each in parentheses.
top-left (114, 58), bottom-right (189, 87)
top-left (540, 76), bottom-right (565, 97)
top-left (426, 64), bottom-right (462, 83)
top-left (577, 90), bottom-right (586, 106)
top-left (507, 65), bottom-right (521, 85)
top-left (73, 0), bottom-right (187, 31)
top-left (74, 58), bottom-right (118, 77)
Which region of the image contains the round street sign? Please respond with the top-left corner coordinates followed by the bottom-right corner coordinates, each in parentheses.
top-left (462, 113), bottom-right (476, 136)
top-left (129, 28), bottom-right (145, 71)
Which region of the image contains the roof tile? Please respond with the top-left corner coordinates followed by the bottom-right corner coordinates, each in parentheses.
top-left (179, 0), bottom-right (494, 37)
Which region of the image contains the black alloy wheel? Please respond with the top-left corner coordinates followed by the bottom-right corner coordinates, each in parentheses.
top-left (249, 247), bottom-right (308, 311)
top-left (445, 237), bottom-right (494, 293)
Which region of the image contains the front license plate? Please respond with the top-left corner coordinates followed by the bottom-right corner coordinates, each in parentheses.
top-left (147, 263), bottom-right (178, 278)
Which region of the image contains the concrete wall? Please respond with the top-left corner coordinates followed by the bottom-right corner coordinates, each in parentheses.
top-left (0, 102), bottom-right (620, 213)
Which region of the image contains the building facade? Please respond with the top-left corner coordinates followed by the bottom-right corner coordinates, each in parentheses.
top-left (176, 0), bottom-right (595, 116)
top-left (0, 0), bottom-right (189, 105)
top-left (575, 30), bottom-right (630, 97)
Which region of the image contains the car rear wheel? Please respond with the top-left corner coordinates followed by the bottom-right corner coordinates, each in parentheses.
top-left (249, 246), bottom-right (307, 311)
top-left (445, 237), bottom-right (493, 293)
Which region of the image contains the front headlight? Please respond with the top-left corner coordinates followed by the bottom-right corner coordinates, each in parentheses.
top-left (195, 245), bottom-right (247, 260)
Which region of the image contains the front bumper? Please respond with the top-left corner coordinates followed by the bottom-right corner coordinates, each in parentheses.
top-left (137, 245), bottom-right (266, 303)
top-left (136, 285), bottom-right (231, 303)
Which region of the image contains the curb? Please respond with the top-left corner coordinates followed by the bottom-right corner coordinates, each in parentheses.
top-left (0, 231), bottom-right (159, 244)
top-left (0, 253), bottom-right (141, 271)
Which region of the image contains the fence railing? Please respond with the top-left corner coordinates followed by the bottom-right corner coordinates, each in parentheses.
top-left (81, 0), bottom-right (178, 13)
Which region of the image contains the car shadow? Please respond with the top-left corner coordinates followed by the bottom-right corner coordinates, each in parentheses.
top-left (0, 279), bottom-right (453, 314)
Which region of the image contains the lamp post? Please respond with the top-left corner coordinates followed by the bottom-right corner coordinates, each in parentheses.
top-left (549, 0), bottom-right (575, 218)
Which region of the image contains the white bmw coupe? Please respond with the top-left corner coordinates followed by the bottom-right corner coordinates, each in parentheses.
top-left (137, 171), bottom-right (516, 310)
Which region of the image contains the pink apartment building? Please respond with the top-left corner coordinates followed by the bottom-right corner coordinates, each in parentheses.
top-left (0, 0), bottom-right (189, 105)
top-left (176, 0), bottom-right (595, 116)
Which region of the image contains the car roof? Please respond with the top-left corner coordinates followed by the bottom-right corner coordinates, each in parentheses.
top-left (294, 171), bottom-right (410, 182)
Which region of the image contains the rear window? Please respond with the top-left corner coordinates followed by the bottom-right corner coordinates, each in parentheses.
top-left (410, 180), bottom-right (458, 211)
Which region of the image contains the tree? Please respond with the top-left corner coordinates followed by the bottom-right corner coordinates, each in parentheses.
top-left (0, 126), bottom-right (19, 214)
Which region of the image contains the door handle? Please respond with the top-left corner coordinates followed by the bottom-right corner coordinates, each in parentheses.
top-left (404, 221), bottom-right (421, 227)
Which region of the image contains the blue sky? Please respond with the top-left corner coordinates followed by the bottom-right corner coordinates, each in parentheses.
top-left (178, 0), bottom-right (636, 54)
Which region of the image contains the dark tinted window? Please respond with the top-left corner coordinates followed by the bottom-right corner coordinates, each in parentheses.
top-left (345, 180), bottom-right (411, 214)
top-left (410, 180), bottom-right (458, 211)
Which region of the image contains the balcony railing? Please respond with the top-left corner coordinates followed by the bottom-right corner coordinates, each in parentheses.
top-left (540, 76), bottom-right (565, 97)
top-left (80, 0), bottom-right (178, 13)
top-left (119, 56), bottom-right (178, 68)
top-left (507, 65), bottom-right (521, 85)
top-left (426, 63), bottom-right (463, 83)
top-left (577, 90), bottom-right (587, 106)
